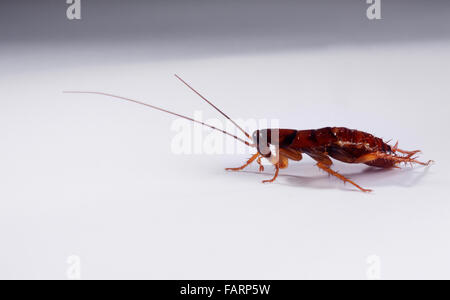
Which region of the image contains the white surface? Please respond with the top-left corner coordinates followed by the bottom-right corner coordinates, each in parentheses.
top-left (1, 42), bottom-right (450, 279)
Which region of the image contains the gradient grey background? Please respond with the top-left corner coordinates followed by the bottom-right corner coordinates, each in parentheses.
top-left (1, 0), bottom-right (450, 280)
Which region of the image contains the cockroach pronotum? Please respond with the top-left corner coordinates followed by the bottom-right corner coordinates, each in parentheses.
top-left (65, 75), bottom-right (433, 192)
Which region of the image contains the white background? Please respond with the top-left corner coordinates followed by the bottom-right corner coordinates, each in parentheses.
top-left (1, 40), bottom-right (449, 279)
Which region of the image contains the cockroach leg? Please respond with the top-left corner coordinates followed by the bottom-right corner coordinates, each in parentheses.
top-left (394, 148), bottom-right (421, 158)
top-left (388, 154), bottom-right (433, 166)
top-left (353, 153), bottom-right (381, 164)
top-left (316, 162), bottom-right (372, 193)
top-left (262, 163), bottom-right (280, 183)
top-left (355, 152), bottom-right (433, 166)
top-left (279, 147), bottom-right (303, 161)
top-left (391, 141), bottom-right (421, 158)
top-left (225, 153), bottom-right (260, 171)
top-left (257, 156), bottom-right (265, 172)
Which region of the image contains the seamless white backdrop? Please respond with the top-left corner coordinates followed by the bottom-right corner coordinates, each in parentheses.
top-left (0, 41), bottom-right (449, 279)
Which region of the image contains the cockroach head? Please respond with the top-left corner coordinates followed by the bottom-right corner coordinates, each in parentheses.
top-left (253, 129), bottom-right (298, 157)
top-left (252, 129), bottom-right (280, 158)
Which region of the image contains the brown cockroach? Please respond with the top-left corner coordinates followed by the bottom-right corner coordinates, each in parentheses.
top-left (65, 75), bottom-right (433, 192)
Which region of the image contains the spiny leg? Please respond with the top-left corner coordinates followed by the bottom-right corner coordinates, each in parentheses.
top-left (392, 141), bottom-right (421, 158)
top-left (316, 162), bottom-right (372, 193)
top-left (225, 153), bottom-right (259, 171)
top-left (395, 148), bottom-right (421, 158)
top-left (355, 152), bottom-right (433, 166)
top-left (262, 163), bottom-right (280, 184)
top-left (307, 151), bottom-right (372, 192)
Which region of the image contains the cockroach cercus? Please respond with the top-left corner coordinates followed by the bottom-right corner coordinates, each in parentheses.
top-left (64, 75), bottom-right (433, 193)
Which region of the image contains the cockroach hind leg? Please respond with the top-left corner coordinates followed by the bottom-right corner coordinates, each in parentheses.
top-left (391, 141), bottom-right (421, 158)
top-left (392, 141), bottom-right (399, 152)
top-left (367, 152), bottom-right (433, 167)
top-left (316, 162), bottom-right (372, 193)
top-left (225, 153), bottom-right (259, 172)
top-left (395, 148), bottom-right (422, 158)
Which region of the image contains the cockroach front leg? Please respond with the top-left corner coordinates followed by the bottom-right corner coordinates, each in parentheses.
top-left (257, 156), bottom-right (265, 172)
top-left (262, 163), bottom-right (280, 184)
top-left (225, 153), bottom-right (259, 171)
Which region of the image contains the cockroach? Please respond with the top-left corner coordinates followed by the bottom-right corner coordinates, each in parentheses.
top-left (65, 75), bottom-right (433, 192)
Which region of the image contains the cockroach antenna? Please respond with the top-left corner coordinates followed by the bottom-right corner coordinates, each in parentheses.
top-left (63, 91), bottom-right (255, 148)
top-left (174, 74), bottom-right (252, 140)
